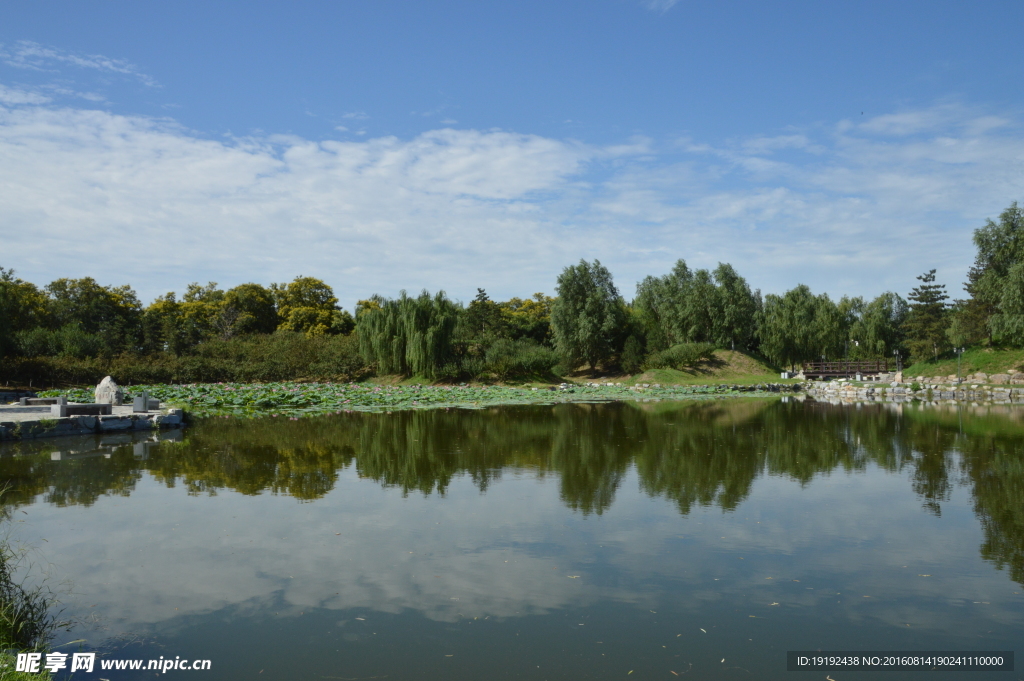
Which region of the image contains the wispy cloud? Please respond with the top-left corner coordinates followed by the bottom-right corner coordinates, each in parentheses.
top-left (0, 83), bottom-right (50, 105)
top-left (0, 40), bottom-right (157, 86)
top-left (0, 94), bottom-right (1021, 305)
top-left (644, 0), bottom-right (681, 13)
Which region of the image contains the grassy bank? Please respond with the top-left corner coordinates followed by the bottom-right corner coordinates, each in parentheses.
top-left (6, 346), bottom-right (789, 394)
top-left (903, 347), bottom-right (1024, 379)
top-left (624, 349), bottom-right (791, 385)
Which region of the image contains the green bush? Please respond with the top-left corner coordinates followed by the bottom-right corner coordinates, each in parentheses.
top-left (620, 334), bottom-right (645, 374)
top-left (484, 338), bottom-right (559, 379)
top-left (458, 357), bottom-right (487, 379)
top-left (644, 342), bottom-right (716, 371)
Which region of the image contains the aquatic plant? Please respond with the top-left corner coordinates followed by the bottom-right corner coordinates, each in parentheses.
top-left (40, 381), bottom-right (771, 418)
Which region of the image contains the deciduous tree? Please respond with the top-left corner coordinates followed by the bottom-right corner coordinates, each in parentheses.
top-left (551, 260), bottom-right (626, 370)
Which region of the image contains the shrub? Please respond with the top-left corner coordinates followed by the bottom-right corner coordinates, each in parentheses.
top-left (13, 325), bottom-right (106, 359)
top-left (485, 338), bottom-right (559, 379)
top-left (644, 342), bottom-right (716, 371)
top-left (0, 332), bottom-right (370, 386)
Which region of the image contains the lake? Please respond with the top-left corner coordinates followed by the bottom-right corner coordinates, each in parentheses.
top-left (1, 397), bottom-right (1022, 680)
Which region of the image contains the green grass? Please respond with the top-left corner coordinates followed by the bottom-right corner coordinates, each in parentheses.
top-left (903, 347), bottom-right (1024, 379)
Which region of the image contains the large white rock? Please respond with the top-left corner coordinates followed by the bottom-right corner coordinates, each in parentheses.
top-left (94, 376), bottom-right (123, 405)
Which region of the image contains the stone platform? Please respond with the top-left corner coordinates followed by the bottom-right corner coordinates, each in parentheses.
top-left (0, 403), bottom-right (185, 441)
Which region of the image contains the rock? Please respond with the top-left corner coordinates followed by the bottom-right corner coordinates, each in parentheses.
top-left (975, 372), bottom-right (988, 381)
top-left (991, 373), bottom-right (1010, 385)
top-left (94, 376), bottom-right (123, 405)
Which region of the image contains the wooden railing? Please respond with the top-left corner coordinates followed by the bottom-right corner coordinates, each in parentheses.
top-left (801, 359), bottom-right (889, 378)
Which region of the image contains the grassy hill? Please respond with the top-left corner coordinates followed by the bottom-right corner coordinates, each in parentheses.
top-left (624, 349), bottom-right (789, 386)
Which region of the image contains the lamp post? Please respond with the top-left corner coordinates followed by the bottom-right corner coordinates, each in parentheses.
top-left (893, 349), bottom-right (902, 374)
top-left (955, 347), bottom-right (965, 384)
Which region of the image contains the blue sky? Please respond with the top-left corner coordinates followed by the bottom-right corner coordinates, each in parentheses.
top-left (2, 1), bottom-right (1024, 310)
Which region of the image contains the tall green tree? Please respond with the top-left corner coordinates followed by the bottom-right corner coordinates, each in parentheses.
top-left (0, 267), bottom-right (49, 357)
top-left (757, 285), bottom-right (844, 369)
top-left (498, 293), bottom-right (554, 345)
top-left (222, 283), bottom-right (278, 336)
top-left (960, 201), bottom-right (1024, 344)
top-left (634, 261), bottom-right (691, 352)
top-left (44, 276), bottom-right (143, 352)
top-left (847, 292), bottom-right (908, 358)
top-left (989, 262), bottom-right (1024, 343)
top-left (551, 260), bottom-right (626, 370)
top-left (709, 263), bottom-right (759, 350)
top-left (903, 270), bottom-right (950, 361)
top-left (465, 288), bottom-right (506, 342)
top-left (273, 276), bottom-right (339, 336)
top-left (633, 260), bottom-right (759, 352)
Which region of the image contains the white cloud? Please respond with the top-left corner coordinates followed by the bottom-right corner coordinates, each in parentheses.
top-left (0, 40), bottom-right (156, 86)
top-left (0, 83), bottom-right (50, 105)
top-left (0, 96), bottom-right (1022, 306)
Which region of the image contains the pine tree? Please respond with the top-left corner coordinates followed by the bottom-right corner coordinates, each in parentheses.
top-left (903, 270), bottom-right (949, 362)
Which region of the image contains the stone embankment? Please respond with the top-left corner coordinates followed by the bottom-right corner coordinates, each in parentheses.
top-left (1, 376), bottom-right (188, 441)
top-left (578, 381), bottom-right (802, 393)
top-left (805, 369), bottom-right (1024, 405)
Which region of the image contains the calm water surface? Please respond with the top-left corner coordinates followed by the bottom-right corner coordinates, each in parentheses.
top-left (2, 398), bottom-right (1022, 680)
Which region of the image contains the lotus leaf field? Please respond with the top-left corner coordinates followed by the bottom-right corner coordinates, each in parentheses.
top-left (37, 382), bottom-right (783, 418)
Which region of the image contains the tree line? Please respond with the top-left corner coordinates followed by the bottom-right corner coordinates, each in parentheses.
top-left (1, 200), bottom-right (1022, 381)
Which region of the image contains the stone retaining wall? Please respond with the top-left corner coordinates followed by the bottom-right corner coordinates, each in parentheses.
top-left (804, 380), bottom-right (1024, 404)
top-left (0, 409), bottom-right (185, 441)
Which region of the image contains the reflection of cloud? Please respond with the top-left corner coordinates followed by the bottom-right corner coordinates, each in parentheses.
top-left (15, 462), bottom-right (1022, 647)
top-left (1, 97), bottom-right (1023, 302)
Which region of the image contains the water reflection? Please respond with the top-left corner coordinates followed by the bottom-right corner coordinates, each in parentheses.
top-left (2, 399), bottom-right (1024, 681)
top-left (3, 400), bottom-right (1024, 585)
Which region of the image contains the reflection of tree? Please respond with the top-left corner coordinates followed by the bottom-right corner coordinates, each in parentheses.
top-left (2, 399), bottom-right (1024, 587)
top-left (0, 447), bottom-right (141, 508)
top-left (958, 429), bottom-right (1024, 584)
top-left (548, 404), bottom-right (631, 514)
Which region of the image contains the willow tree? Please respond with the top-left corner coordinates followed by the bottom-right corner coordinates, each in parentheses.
top-left (357, 290), bottom-right (461, 378)
top-left (757, 284), bottom-right (844, 369)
